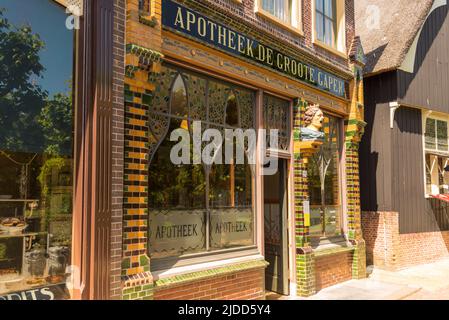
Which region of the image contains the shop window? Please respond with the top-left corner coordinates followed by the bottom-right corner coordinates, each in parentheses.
top-left (424, 117), bottom-right (449, 196)
top-left (263, 94), bottom-right (290, 151)
top-left (0, 0), bottom-right (74, 299)
top-left (308, 114), bottom-right (342, 238)
top-left (314, 0), bottom-right (346, 53)
top-left (148, 65), bottom-right (255, 265)
top-left (257, 0), bottom-right (302, 31)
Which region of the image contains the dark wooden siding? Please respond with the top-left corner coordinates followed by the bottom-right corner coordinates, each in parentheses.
top-left (360, 72), bottom-right (397, 212)
top-left (392, 107), bottom-right (449, 233)
top-left (398, 5), bottom-right (449, 112)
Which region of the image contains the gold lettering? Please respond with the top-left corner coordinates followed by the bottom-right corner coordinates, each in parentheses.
top-left (174, 7), bottom-right (185, 29)
top-left (284, 56), bottom-right (291, 73)
top-left (266, 48), bottom-right (274, 66)
top-left (186, 11), bottom-right (196, 32)
top-left (208, 21), bottom-right (217, 41)
top-left (318, 72), bottom-right (324, 86)
top-left (228, 30), bottom-right (237, 50)
top-left (197, 17), bottom-right (207, 37)
top-left (309, 67), bottom-right (316, 83)
top-left (218, 25), bottom-right (226, 45)
top-left (237, 34), bottom-right (246, 54)
top-left (247, 39), bottom-right (254, 57)
top-left (276, 53), bottom-right (283, 69)
top-left (298, 63), bottom-right (304, 78)
top-left (291, 60), bottom-right (297, 76)
top-left (257, 44), bottom-right (266, 62)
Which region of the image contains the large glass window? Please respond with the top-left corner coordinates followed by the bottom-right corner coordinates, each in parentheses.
top-left (316, 0), bottom-right (337, 47)
top-left (308, 114), bottom-right (342, 238)
top-left (0, 0), bottom-right (74, 299)
top-left (148, 65), bottom-right (255, 264)
top-left (264, 95), bottom-right (290, 151)
top-left (425, 117), bottom-right (449, 196)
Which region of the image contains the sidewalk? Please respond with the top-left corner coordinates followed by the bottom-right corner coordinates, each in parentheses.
top-left (289, 258), bottom-right (449, 300)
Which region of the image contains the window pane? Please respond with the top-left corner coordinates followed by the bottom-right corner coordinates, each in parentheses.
top-left (225, 93), bottom-right (239, 127)
top-left (0, 0), bottom-right (74, 299)
top-left (324, 0), bottom-right (334, 18)
top-left (171, 75), bottom-right (188, 118)
top-left (425, 118), bottom-right (436, 150)
top-left (263, 0), bottom-right (292, 23)
top-left (324, 17), bottom-right (335, 46)
top-left (437, 120), bottom-right (448, 151)
top-left (148, 66), bottom-right (255, 263)
top-left (264, 95), bottom-right (290, 151)
top-left (316, 0), bottom-right (324, 13)
top-left (308, 114), bottom-right (341, 237)
top-left (316, 12), bottom-right (324, 42)
top-left (148, 118), bottom-right (207, 258)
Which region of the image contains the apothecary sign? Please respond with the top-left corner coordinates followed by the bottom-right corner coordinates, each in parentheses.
top-left (162, 0), bottom-right (348, 98)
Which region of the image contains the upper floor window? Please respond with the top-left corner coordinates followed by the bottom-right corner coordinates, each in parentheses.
top-left (316, 0), bottom-right (336, 47)
top-left (314, 0), bottom-right (346, 54)
top-left (257, 0), bottom-right (301, 32)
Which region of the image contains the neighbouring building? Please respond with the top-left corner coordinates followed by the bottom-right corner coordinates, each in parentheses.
top-left (357, 0), bottom-right (449, 270)
top-left (121, 0), bottom-right (366, 300)
top-left (0, 0), bottom-right (125, 300)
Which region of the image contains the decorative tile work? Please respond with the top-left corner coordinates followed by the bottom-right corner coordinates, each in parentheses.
top-left (293, 98), bottom-right (317, 297)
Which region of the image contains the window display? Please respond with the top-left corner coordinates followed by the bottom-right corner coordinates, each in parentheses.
top-left (148, 65), bottom-right (255, 264)
top-left (0, 0), bottom-right (74, 299)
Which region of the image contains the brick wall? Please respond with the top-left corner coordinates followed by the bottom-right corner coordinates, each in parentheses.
top-left (362, 211), bottom-right (449, 270)
top-left (197, 0), bottom-right (355, 71)
top-left (154, 268), bottom-right (265, 300)
top-left (315, 252), bottom-right (353, 291)
top-left (111, 0), bottom-right (126, 300)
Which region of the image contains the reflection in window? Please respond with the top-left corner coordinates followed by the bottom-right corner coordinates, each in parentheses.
top-left (148, 66), bottom-right (255, 263)
top-left (308, 114), bottom-right (341, 237)
top-left (0, 0), bottom-right (74, 299)
top-left (316, 0), bottom-right (336, 47)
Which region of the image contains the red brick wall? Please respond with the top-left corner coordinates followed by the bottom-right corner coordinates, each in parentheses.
top-left (362, 211), bottom-right (449, 270)
top-left (154, 269), bottom-right (265, 300)
top-left (362, 211), bottom-right (400, 270)
top-left (315, 252), bottom-right (353, 291)
top-left (399, 231), bottom-right (449, 268)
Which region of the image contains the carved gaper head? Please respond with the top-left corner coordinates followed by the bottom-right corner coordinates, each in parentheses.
top-left (304, 104), bottom-right (324, 132)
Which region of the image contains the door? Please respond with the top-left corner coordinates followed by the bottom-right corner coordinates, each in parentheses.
top-left (264, 159), bottom-right (289, 295)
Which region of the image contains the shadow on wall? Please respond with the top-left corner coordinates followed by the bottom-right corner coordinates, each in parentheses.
top-left (398, 5), bottom-right (448, 102)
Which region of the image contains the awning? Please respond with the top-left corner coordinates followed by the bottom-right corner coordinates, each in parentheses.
top-left (430, 194), bottom-right (449, 202)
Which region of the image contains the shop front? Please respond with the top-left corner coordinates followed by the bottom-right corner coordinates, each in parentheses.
top-left (122, 0), bottom-right (366, 299)
top-left (0, 0), bottom-right (125, 300)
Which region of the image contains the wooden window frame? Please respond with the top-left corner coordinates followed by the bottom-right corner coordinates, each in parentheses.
top-left (255, 0), bottom-right (303, 36)
top-left (148, 64), bottom-right (260, 272)
top-left (423, 113), bottom-right (449, 197)
top-left (312, 0), bottom-right (347, 58)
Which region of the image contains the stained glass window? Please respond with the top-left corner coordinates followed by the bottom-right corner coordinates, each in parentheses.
top-left (148, 65), bottom-right (255, 263)
top-left (263, 95), bottom-right (290, 151)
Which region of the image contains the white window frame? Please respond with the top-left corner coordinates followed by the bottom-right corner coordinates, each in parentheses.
top-left (255, 0), bottom-right (303, 35)
top-left (423, 111), bottom-right (449, 197)
top-left (312, 0), bottom-right (346, 57)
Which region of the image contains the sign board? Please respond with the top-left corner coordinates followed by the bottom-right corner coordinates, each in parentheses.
top-left (162, 0), bottom-right (348, 99)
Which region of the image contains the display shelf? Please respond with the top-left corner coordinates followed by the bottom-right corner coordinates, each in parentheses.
top-left (0, 232), bottom-right (40, 239)
top-left (0, 199), bottom-right (39, 203)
